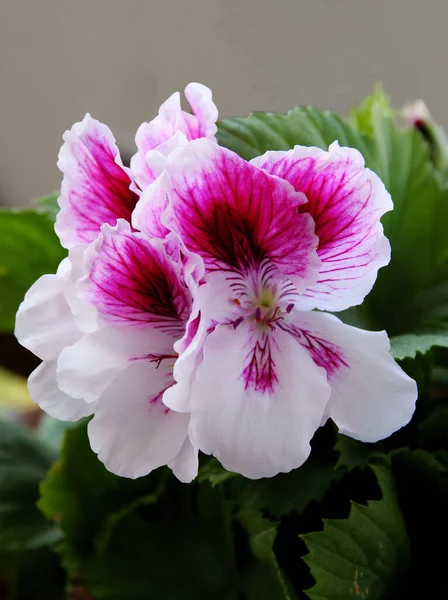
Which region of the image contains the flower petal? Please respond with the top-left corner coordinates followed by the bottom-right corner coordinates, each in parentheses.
top-left (80, 219), bottom-right (190, 330)
top-left (167, 437), bottom-right (199, 484)
top-left (57, 325), bottom-right (176, 403)
top-left (252, 143), bottom-right (392, 311)
top-left (187, 321), bottom-right (330, 479)
top-left (132, 83), bottom-right (218, 190)
top-left (55, 114), bottom-right (139, 249)
top-left (164, 139), bottom-right (320, 292)
top-left (88, 361), bottom-right (191, 479)
top-left (28, 361), bottom-right (94, 421)
top-left (284, 310), bottom-right (418, 442)
top-left (15, 258), bottom-right (79, 361)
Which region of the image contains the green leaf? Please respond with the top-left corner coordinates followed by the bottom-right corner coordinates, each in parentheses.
top-left (38, 420), bottom-right (165, 574)
top-left (237, 511), bottom-right (296, 599)
top-left (0, 420), bottom-right (61, 551)
top-left (32, 191), bottom-right (60, 222)
top-left (302, 464), bottom-right (410, 600)
top-left (390, 332), bottom-right (448, 360)
top-left (217, 107), bottom-right (372, 162)
top-left (0, 208), bottom-right (66, 331)
top-left (350, 84), bottom-right (395, 137)
top-left (334, 435), bottom-right (384, 472)
top-left (82, 484), bottom-right (238, 600)
top-left (232, 458), bottom-right (344, 518)
top-left (418, 402), bottom-right (448, 451)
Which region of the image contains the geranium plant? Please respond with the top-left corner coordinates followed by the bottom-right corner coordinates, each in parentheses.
top-left (0, 84), bottom-right (447, 599)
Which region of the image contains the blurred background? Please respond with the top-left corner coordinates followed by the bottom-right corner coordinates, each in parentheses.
top-left (1, 0), bottom-right (447, 209)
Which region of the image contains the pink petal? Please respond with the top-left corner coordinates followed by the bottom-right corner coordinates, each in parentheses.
top-left (80, 219), bottom-right (190, 331)
top-left (284, 310), bottom-right (417, 442)
top-left (252, 143), bottom-right (392, 311)
top-left (132, 83), bottom-right (218, 190)
top-left (164, 139), bottom-right (320, 293)
top-left (55, 114), bottom-right (139, 249)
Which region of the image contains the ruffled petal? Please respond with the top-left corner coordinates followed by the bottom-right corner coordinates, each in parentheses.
top-left (163, 139), bottom-right (320, 292)
top-left (15, 258), bottom-right (79, 361)
top-left (132, 83), bottom-right (218, 190)
top-left (283, 311), bottom-right (418, 442)
top-left (55, 114), bottom-right (139, 249)
top-left (57, 325), bottom-right (176, 403)
top-left (252, 143), bottom-right (392, 311)
top-left (88, 361), bottom-right (190, 479)
top-left (80, 219), bottom-right (190, 331)
top-left (187, 321), bottom-right (330, 479)
top-left (28, 361), bottom-right (94, 422)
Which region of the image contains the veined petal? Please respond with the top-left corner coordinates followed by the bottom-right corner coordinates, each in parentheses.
top-left (55, 114), bottom-right (139, 249)
top-left (88, 361), bottom-right (191, 480)
top-left (252, 143), bottom-right (392, 311)
top-left (28, 361), bottom-right (94, 422)
top-left (132, 83), bottom-right (218, 190)
top-left (57, 325), bottom-right (176, 403)
top-left (187, 321), bottom-right (330, 479)
top-left (164, 139), bottom-right (320, 292)
top-left (80, 219), bottom-right (190, 331)
top-left (284, 311), bottom-right (418, 442)
top-left (15, 258), bottom-right (79, 361)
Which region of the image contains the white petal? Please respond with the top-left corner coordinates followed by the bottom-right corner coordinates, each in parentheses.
top-left (15, 259), bottom-right (79, 360)
top-left (286, 311), bottom-right (418, 442)
top-left (57, 325), bottom-right (176, 403)
top-left (168, 437), bottom-right (199, 483)
top-left (28, 361), bottom-right (94, 421)
top-left (88, 361), bottom-right (190, 479)
top-left (187, 322), bottom-right (330, 479)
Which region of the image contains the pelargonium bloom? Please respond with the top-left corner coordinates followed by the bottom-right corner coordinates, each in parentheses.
top-left (136, 139), bottom-right (418, 479)
top-left (16, 221), bottom-right (198, 481)
top-left (55, 83), bottom-right (217, 249)
top-left (131, 82), bottom-right (218, 190)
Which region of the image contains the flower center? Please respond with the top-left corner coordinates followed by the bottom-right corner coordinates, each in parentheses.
top-left (231, 285), bottom-right (294, 331)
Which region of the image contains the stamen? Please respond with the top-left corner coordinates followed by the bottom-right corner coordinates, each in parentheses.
top-left (232, 316), bottom-right (245, 329)
top-left (255, 307), bottom-right (262, 321)
top-left (233, 297), bottom-right (241, 306)
top-left (286, 303), bottom-right (294, 313)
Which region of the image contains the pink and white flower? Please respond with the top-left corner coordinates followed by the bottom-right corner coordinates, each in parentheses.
top-left (136, 139), bottom-right (418, 479)
top-left (55, 83), bottom-right (218, 249)
top-left (16, 221), bottom-right (198, 481)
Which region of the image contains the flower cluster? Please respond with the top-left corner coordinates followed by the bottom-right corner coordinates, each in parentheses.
top-left (16, 83), bottom-right (417, 481)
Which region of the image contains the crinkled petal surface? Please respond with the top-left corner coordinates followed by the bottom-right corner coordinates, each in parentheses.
top-left (132, 83), bottom-right (218, 189)
top-left (284, 311), bottom-right (418, 442)
top-left (187, 321), bottom-right (330, 479)
top-left (88, 361), bottom-right (192, 479)
top-left (252, 143), bottom-right (392, 311)
top-left (55, 114), bottom-right (139, 248)
top-left (15, 258), bottom-right (79, 361)
top-left (28, 361), bottom-right (94, 422)
top-left (164, 139), bottom-right (320, 292)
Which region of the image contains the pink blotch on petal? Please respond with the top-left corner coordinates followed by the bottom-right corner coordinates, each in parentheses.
top-left (165, 139), bottom-right (320, 291)
top-left (81, 220), bottom-right (190, 331)
top-left (55, 114), bottom-right (139, 249)
top-left (252, 143), bottom-right (392, 311)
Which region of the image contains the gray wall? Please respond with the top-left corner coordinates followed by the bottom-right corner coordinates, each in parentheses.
top-left (1, 0), bottom-right (446, 207)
